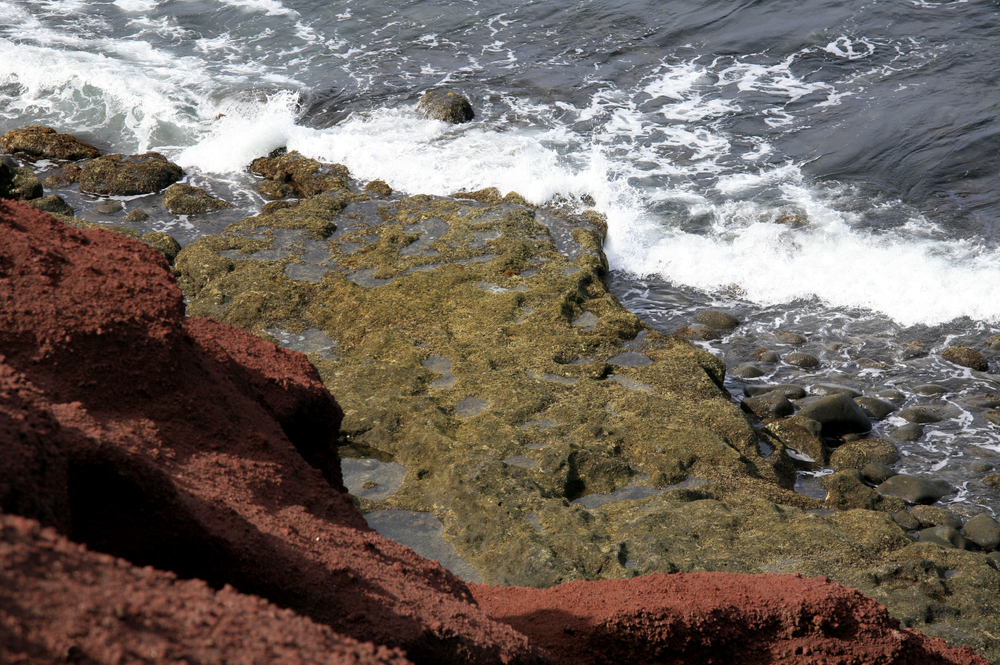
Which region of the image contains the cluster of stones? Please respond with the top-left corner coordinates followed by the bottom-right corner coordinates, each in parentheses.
top-left (676, 308), bottom-right (1000, 555)
top-left (0, 125), bottom-right (234, 262)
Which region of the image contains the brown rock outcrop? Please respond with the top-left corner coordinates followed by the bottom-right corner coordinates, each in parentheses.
top-left (472, 573), bottom-right (988, 665)
top-left (77, 152), bottom-right (184, 195)
top-left (1, 125), bottom-right (100, 161)
top-left (0, 199), bottom-right (544, 665)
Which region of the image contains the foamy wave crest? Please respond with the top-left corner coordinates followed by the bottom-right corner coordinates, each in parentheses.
top-left (217, 0), bottom-right (296, 16)
top-left (0, 40), bottom-right (202, 151)
top-left (281, 108), bottom-right (600, 205)
top-left (177, 89), bottom-right (302, 173)
top-left (606, 174), bottom-right (1000, 328)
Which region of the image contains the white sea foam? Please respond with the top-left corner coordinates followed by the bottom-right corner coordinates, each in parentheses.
top-left (176, 90), bottom-right (301, 172)
top-left (218, 0), bottom-right (296, 16)
top-left (113, 0), bottom-right (162, 11)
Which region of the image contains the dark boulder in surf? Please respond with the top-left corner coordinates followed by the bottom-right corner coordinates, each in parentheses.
top-left (416, 90), bottom-right (476, 124)
top-left (78, 151), bottom-right (184, 195)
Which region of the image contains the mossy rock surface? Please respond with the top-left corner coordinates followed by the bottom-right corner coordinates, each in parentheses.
top-left (78, 152), bottom-right (183, 196)
top-left (1, 125), bottom-right (100, 160)
top-left (173, 167), bottom-right (1000, 661)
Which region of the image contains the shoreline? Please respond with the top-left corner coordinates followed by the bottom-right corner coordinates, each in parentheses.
top-left (2, 125), bottom-right (1000, 661)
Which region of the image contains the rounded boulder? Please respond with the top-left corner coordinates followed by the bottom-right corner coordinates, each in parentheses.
top-left (795, 393), bottom-right (872, 437)
top-left (79, 152), bottom-right (184, 196)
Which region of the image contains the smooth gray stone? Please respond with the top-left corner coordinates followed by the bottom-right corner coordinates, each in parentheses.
top-left (785, 352), bottom-right (819, 368)
top-left (892, 423), bottom-right (924, 441)
top-left (875, 388), bottom-right (905, 402)
top-left (795, 393), bottom-right (872, 436)
top-left (898, 406), bottom-right (945, 424)
top-left (730, 363), bottom-right (765, 379)
top-left (811, 383), bottom-right (861, 397)
top-left (855, 396), bottom-right (897, 420)
top-left (743, 384), bottom-right (806, 400)
top-left (877, 474), bottom-right (953, 505)
top-left (692, 309), bottom-right (740, 330)
top-left (861, 462), bottom-right (897, 485)
top-left (914, 384), bottom-right (947, 396)
top-left (741, 392), bottom-right (793, 419)
top-left (917, 525), bottom-right (969, 550)
top-left (959, 393), bottom-right (1000, 409)
top-left (776, 331), bottom-right (807, 345)
top-left (892, 510), bottom-right (920, 531)
top-left (985, 411), bottom-right (1000, 427)
top-left (753, 350), bottom-right (780, 363)
top-left (963, 514), bottom-right (1000, 551)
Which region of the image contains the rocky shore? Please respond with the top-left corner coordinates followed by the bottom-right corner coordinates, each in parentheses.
top-left (0, 123), bottom-right (996, 663)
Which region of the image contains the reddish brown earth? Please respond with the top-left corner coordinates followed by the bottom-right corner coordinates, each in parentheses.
top-left (472, 574), bottom-right (988, 665)
top-left (0, 198), bottom-right (990, 665)
top-left (0, 514), bottom-right (412, 665)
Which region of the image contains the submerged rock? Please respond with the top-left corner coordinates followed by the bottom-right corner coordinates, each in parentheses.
top-left (0, 155), bottom-right (43, 200)
top-left (25, 193), bottom-right (73, 216)
top-left (692, 309), bottom-right (740, 330)
top-left (416, 90), bottom-right (475, 124)
top-left (795, 393), bottom-right (873, 437)
top-left (78, 152), bottom-right (184, 196)
top-left (942, 345), bottom-right (988, 371)
top-left (877, 475), bottom-right (953, 505)
top-left (163, 183), bottom-right (234, 215)
top-left (784, 351), bottom-right (820, 368)
top-left (0, 124), bottom-right (100, 161)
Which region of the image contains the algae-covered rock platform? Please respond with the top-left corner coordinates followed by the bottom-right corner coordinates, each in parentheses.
top-left (176, 152), bottom-right (1000, 658)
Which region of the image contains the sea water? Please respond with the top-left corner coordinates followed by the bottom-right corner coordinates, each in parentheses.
top-left (3, 0), bottom-right (1000, 516)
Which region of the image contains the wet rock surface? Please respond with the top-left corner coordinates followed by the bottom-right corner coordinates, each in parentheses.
top-left (1, 125), bottom-right (100, 161)
top-left (78, 152), bottom-right (184, 196)
top-left (162, 182), bottom-right (233, 215)
top-left (416, 90), bottom-right (476, 124)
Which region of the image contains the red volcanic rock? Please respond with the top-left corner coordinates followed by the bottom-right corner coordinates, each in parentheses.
top-left (0, 200), bottom-right (545, 665)
top-left (0, 514), bottom-right (412, 665)
top-left (472, 573), bottom-right (988, 665)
